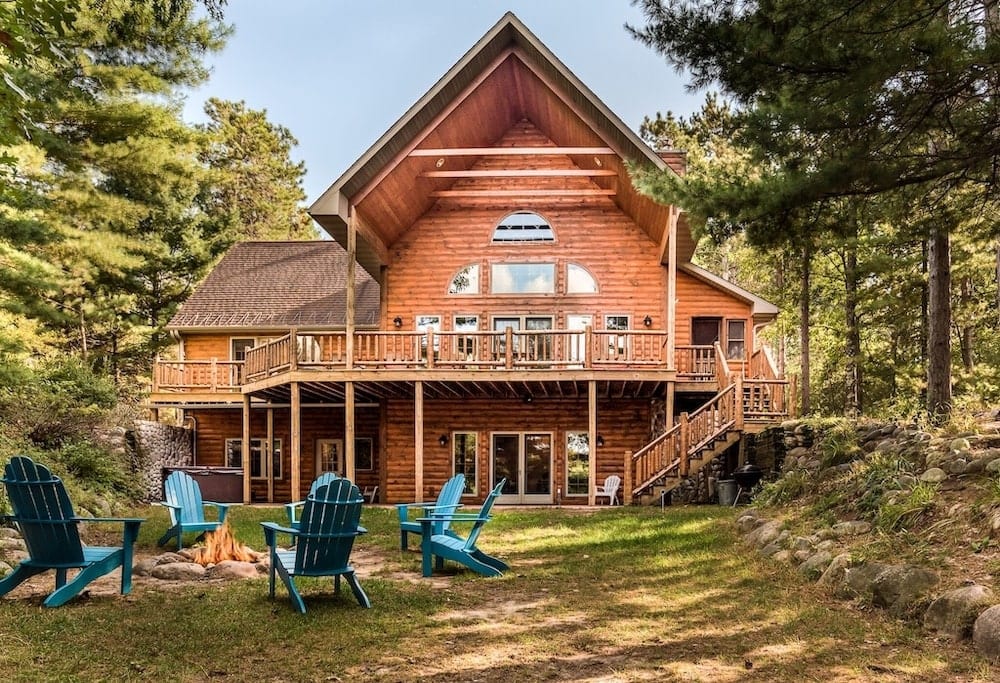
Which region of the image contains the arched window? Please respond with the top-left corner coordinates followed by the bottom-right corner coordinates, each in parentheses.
top-left (566, 263), bottom-right (598, 293)
top-left (492, 211), bottom-right (554, 243)
top-left (448, 264), bottom-right (479, 294)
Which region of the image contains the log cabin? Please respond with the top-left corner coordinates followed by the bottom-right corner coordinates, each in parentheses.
top-left (148, 13), bottom-right (790, 506)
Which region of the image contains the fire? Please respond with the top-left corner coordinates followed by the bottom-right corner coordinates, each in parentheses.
top-left (190, 522), bottom-right (262, 566)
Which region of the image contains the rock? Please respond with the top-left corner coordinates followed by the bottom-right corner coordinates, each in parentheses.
top-left (0, 560), bottom-right (11, 577)
top-left (150, 562), bottom-right (207, 581)
top-left (845, 562), bottom-right (890, 598)
top-left (973, 605), bottom-right (1000, 660)
top-left (0, 527), bottom-right (20, 540)
top-left (207, 560), bottom-right (259, 580)
top-left (950, 437), bottom-right (971, 452)
top-left (832, 521), bottom-right (871, 537)
top-left (793, 549), bottom-right (812, 564)
top-left (736, 515), bottom-right (763, 533)
top-left (987, 458), bottom-right (1000, 474)
top-left (133, 557), bottom-right (159, 576)
top-left (787, 446), bottom-right (809, 460)
top-left (760, 542), bottom-right (784, 558)
top-left (746, 521), bottom-right (782, 549)
top-left (772, 550), bottom-right (792, 563)
top-left (818, 554), bottom-right (852, 588)
top-left (792, 536), bottom-right (814, 552)
top-left (924, 585), bottom-right (994, 640)
top-left (896, 473), bottom-right (917, 488)
top-left (963, 458), bottom-right (986, 474)
top-left (920, 468), bottom-right (948, 483)
top-left (947, 459), bottom-right (967, 475)
top-left (816, 540), bottom-right (837, 552)
top-left (800, 551), bottom-right (834, 580)
top-left (0, 537), bottom-right (26, 552)
top-left (871, 565), bottom-right (940, 617)
top-left (805, 459), bottom-right (822, 471)
top-left (154, 552), bottom-right (189, 565)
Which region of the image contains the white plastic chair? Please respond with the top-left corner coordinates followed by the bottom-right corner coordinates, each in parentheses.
top-left (595, 475), bottom-right (621, 506)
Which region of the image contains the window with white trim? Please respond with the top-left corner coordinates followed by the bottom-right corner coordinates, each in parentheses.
top-left (566, 432), bottom-right (590, 496)
top-left (448, 264), bottom-right (479, 294)
top-left (491, 263), bottom-right (555, 294)
top-left (225, 438), bottom-right (282, 480)
top-left (454, 315), bottom-right (479, 360)
top-left (566, 263), bottom-right (598, 293)
top-left (416, 314), bottom-right (441, 357)
top-left (452, 432), bottom-right (477, 495)
top-left (605, 314), bottom-right (629, 357)
top-left (727, 320), bottom-right (746, 360)
top-left (492, 211), bottom-right (554, 242)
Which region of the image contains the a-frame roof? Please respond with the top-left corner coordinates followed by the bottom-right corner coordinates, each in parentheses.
top-left (309, 12), bottom-right (693, 282)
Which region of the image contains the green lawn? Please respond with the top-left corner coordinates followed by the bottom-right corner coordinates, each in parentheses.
top-left (0, 505), bottom-right (991, 682)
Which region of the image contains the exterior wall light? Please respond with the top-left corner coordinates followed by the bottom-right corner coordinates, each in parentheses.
top-left (643, 315), bottom-right (653, 327)
top-left (393, 316), bottom-right (403, 328)
top-left (438, 434), bottom-right (449, 447)
top-left (596, 435), bottom-right (605, 447)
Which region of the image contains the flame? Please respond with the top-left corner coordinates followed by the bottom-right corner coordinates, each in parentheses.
top-left (191, 521), bottom-right (261, 566)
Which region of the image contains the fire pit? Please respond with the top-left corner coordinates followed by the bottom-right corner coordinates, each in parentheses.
top-left (190, 522), bottom-right (262, 566)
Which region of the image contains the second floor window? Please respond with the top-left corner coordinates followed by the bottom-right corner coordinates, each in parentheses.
top-left (448, 264), bottom-right (479, 294)
top-left (492, 211), bottom-right (554, 242)
top-left (491, 263), bottom-right (555, 294)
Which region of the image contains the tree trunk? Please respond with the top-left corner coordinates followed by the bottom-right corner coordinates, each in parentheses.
top-left (799, 242), bottom-right (811, 415)
top-left (959, 275), bottom-right (974, 373)
top-left (995, 240), bottom-right (1000, 325)
top-left (843, 240), bottom-right (862, 417)
top-left (926, 224), bottom-right (952, 421)
top-left (776, 251), bottom-right (786, 376)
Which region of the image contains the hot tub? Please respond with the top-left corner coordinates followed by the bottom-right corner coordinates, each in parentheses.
top-left (162, 466), bottom-right (243, 503)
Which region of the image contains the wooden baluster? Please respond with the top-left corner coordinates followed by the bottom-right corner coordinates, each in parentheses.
top-left (623, 450), bottom-right (633, 506)
top-left (210, 358), bottom-right (218, 392)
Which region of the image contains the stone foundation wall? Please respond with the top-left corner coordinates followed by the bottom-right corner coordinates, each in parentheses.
top-left (130, 420), bottom-right (193, 502)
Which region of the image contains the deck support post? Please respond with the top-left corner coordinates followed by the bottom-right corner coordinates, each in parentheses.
top-left (679, 411), bottom-right (690, 477)
top-left (623, 450), bottom-right (633, 506)
top-left (291, 381), bottom-right (301, 502)
top-left (346, 206), bottom-right (357, 478)
top-left (665, 381), bottom-right (675, 430)
top-left (415, 380), bottom-right (424, 502)
top-left (345, 381), bottom-right (356, 481)
top-left (242, 393), bottom-right (251, 504)
top-left (266, 406), bottom-right (274, 503)
top-left (666, 206), bottom-right (678, 371)
top-left (588, 379), bottom-right (597, 506)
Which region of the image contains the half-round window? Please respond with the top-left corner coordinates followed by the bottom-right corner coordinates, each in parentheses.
top-left (567, 263), bottom-right (598, 294)
top-left (492, 211), bottom-right (554, 243)
top-left (448, 264), bottom-right (479, 294)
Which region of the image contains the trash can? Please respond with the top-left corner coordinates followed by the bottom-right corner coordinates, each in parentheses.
top-left (717, 479), bottom-right (738, 506)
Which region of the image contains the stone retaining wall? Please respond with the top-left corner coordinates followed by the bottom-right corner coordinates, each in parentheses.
top-left (130, 420), bottom-right (192, 502)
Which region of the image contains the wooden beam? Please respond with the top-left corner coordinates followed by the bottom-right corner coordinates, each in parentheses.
top-left (666, 206), bottom-right (678, 371)
top-left (266, 407), bottom-right (274, 503)
top-left (290, 381), bottom-right (301, 502)
top-left (430, 189), bottom-right (616, 198)
top-left (242, 393), bottom-right (251, 504)
top-left (588, 380), bottom-right (597, 506)
top-left (411, 146), bottom-right (615, 157)
top-left (415, 380), bottom-right (424, 502)
top-left (347, 207), bottom-right (356, 371)
top-left (345, 381), bottom-right (356, 481)
top-left (420, 169), bottom-right (616, 178)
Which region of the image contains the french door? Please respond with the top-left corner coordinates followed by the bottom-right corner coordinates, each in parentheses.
top-left (491, 433), bottom-right (552, 504)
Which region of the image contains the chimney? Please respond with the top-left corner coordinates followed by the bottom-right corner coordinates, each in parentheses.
top-left (657, 149), bottom-right (687, 176)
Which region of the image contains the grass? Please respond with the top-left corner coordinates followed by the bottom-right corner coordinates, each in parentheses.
top-left (0, 505), bottom-right (991, 682)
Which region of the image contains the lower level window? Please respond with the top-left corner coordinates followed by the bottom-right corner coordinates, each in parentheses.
top-left (566, 432), bottom-right (590, 496)
top-left (225, 438), bottom-right (282, 480)
top-left (453, 432), bottom-right (477, 495)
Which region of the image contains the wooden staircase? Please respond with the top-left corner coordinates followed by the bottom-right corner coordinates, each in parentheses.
top-left (626, 379), bottom-right (744, 504)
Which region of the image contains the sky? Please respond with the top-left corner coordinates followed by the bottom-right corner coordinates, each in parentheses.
top-left (181, 1), bottom-right (706, 204)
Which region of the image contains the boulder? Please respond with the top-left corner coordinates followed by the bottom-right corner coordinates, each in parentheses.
top-left (793, 549), bottom-right (812, 564)
top-left (772, 550), bottom-right (792, 563)
top-left (760, 542), bottom-right (784, 558)
top-left (132, 557), bottom-right (159, 576)
top-left (845, 562), bottom-right (890, 598)
top-left (831, 521), bottom-right (871, 537)
top-left (207, 560), bottom-right (259, 580)
top-left (987, 458), bottom-right (1000, 474)
top-left (736, 515), bottom-right (763, 533)
top-left (799, 551), bottom-right (834, 580)
top-left (154, 552), bottom-right (188, 565)
top-left (0, 527), bottom-right (20, 540)
top-left (871, 565), bottom-right (939, 617)
top-left (973, 605), bottom-right (1000, 660)
top-left (150, 562), bottom-right (207, 581)
top-left (746, 521), bottom-right (783, 549)
top-left (0, 560), bottom-right (11, 577)
top-left (919, 468), bottom-right (948, 483)
top-left (818, 553), bottom-right (852, 589)
top-left (792, 536), bottom-right (814, 552)
top-left (924, 585), bottom-right (994, 640)
top-left (0, 537), bottom-right (26, 552)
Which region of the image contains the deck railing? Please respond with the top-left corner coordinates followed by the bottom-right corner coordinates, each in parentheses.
top-left (674, 345), bottom-right (716, 380)
top-left (237, 328), bottom-right (674, 382)
top-left (153, 359), bottom-right (243, 393)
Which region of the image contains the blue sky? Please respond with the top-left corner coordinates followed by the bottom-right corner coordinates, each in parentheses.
top-left (181, 1), bottom-right (704, 203)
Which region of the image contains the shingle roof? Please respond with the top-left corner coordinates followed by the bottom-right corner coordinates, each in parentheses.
top-left (168, 241), bottom-right (380, 330)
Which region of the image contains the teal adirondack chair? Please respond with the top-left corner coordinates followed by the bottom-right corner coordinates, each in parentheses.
top-left (261, 479), bottom-right (370, 612)
top-left (417, 479), bottom-right (509, 578)
top-left (396, 473), bottom-right (465, 550)
top-left (0, 456), bottom-right (143, 607)
top-left (158, 470), bottom-right (233, 550)
top-left (285, 471), bottom-right (339, 529)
